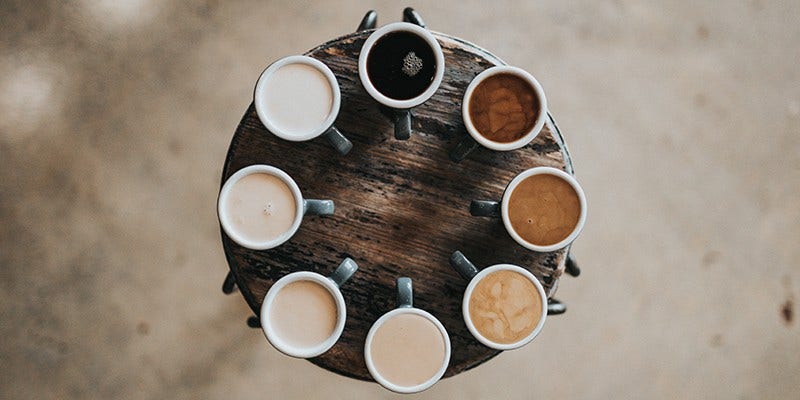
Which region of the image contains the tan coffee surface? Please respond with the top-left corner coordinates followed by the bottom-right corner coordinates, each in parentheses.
top-left (269, 280), bottom-right (338, 349)
top-left (508, 173), bottom-right (581, 246)
top-left (468, 72), bottom-right (540, 143)
top-left (370, 313), bottom-right (446, 388)
top-left (468, 270), bottom-right (543, 344)
top-left (224, 173), bottom-right (296, 244)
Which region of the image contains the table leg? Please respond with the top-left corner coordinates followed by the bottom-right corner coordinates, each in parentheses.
top-left (247, 316), bottom-right (261, 328)
top-left (565, 253), bottom-right (581, 277)
top-left (222, 271), bottom-right (237, 294)
top-left (548, 298), bottom-right (567, 315)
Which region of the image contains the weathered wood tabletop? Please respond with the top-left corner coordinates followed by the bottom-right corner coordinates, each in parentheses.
top-left (220, 28), bottom-right (574, 380)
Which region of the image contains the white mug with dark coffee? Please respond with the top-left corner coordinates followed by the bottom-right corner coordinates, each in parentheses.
top-left (254, 55), bottom-right (353, 155)
top-left (450, 66), bottom-right (548, 162)
top-left (471, 167), bottom-right (586, 252)
top-left (260, 258), bottom-right (358, 358)
top-left (364, 277), bottom-right (450, 393)
top-left (217, 164), bottom-right (335, 250)
top-left (358, 22), bottom-right (445, 140)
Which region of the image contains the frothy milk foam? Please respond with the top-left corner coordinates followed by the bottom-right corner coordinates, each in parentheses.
top-left (223, 173), bottom-right (297, 244)
top-left (468, 270), bottom-right (542, 344)
top-left (258, 63), bottom-right (333, 137)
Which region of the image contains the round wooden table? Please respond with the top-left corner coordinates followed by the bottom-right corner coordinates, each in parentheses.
top-left (220, 15), bottom-right (576, 381)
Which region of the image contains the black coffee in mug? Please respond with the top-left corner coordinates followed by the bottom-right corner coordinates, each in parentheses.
top-left (366, 31), bottom-right (437, 100)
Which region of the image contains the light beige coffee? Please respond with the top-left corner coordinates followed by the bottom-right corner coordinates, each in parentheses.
top-left (269, 280), bottom-right (338, 349)
top-left (224, 173), bottom-right (297, 244)
top-left (468, 270), bottom-right (542, 344)
top-left (369, 313), bottom-right (446, 388)
top-left (508, 173), bottom-right (581, 246)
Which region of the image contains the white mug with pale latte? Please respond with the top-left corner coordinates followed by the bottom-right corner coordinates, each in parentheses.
top-left (217, 164), bottom-right (334, 250)
top-left (364, 277), bottom-right (450, 394)
top-left (254, 55), bottom-right (353, 154)
top-left (450, 251), bottom-right (548, 350)
top-left (260, 258), bottom-right (358, 358)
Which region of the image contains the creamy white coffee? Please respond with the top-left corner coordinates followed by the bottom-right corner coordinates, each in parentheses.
top-left (369, 313), bottom-right (446, 388)
top-left (258, 63), bottom-right (333, 137)
top-left (269, 280), bottom-right (338, 349)
top-left (222, 172), bottom-right (296, 244)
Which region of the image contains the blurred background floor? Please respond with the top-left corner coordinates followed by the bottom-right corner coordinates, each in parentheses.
top-left (1, 1), bottom-right (798, 399)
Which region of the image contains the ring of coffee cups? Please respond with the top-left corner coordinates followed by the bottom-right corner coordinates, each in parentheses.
top-left (219, 19), bottom-right (586, 394)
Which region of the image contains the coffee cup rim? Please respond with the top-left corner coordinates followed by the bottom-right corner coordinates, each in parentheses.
top-left (364, 307), bottom-right (451, 394)
top-left (500, 167), bottom-right (587, 252)
top-left (358, 22), bottom-right (445, 110)
top-left (461, 264), bottom-right (548, 350)
top-left (259, 271), bottom-right (347, 359)
top-left (254, 55), bottom-right (341, 142)
top-left (462, 65), bottom-right (548, 151)
top-left (217, 164), bottom-right (304, 250)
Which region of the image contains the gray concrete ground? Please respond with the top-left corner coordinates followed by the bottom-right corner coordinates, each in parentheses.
top-left (1, 1), bottom-right (798, 399)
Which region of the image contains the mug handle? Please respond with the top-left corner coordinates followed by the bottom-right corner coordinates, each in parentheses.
top-left (303, 199), bottom-right (335, 215)
top-left (394, 110), bottom-right (412, 140)
top-left (402, 7), bottom-right (426, 28)
top-left (329, 257), bottom-right (358, 287)
top-left (470, 200), bottom-right (500, 217)
top-left (449, 135), bottom-right (479, 162)
top-left (323, 126), bottom-right (353, 155)
top-left (356, 10), bottom-right (377, 32)
top-left (449, 251), bottom-right (478, 280)
top-left (397, 277), bottom-right (413, 308)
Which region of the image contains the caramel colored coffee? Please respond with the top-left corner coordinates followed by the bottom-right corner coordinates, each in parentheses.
top-left (468, 72), bottom-right (540, 143)
top-left (468, 270), bottom-right (543, 344)
top-left (370, 313), bottom-right (446, 388)
top-left (270, 280), bottom-right (338, 349)
top-left (224, 173), bottom-right (297, 244)
top-left (508, 173), bottom-right (581, 246)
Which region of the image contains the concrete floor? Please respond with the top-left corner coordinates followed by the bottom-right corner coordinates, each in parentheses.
top-left (1, 1), bottom-right (798, 399)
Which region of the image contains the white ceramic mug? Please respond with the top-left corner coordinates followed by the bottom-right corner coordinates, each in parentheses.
top-left (260, 258), bottom-right (358, 358)
top-left (364, 278), bottom-right (451, 394)
top-left (471, 167), bottom-right (587, 252)
top-left (217, 164), bottom-right (334, 250)
top-left (358, 22), bottom-right (445, 140)
top-left (450, 66), bottom-right (548, 162)
top-left (254, 55), bottom-right (352, 154)
top-left (449, 251), bottom-right (548, 350)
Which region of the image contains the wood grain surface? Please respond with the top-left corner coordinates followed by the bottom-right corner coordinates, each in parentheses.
top-left (220, 29), bottom-right (574, 380)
